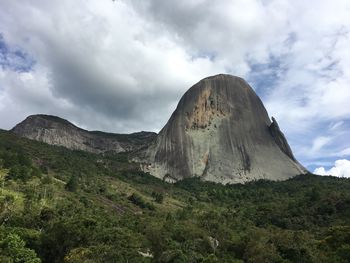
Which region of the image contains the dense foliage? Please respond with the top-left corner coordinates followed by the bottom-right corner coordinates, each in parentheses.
top-left (1, 129), bottom-right (350, 262)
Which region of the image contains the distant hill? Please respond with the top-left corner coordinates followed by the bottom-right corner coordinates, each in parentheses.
top-left (11, 114), bottom-right (156, 154)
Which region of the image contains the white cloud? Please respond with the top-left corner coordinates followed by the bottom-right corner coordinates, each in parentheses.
top-left (314, 159), bottom-right (350, 178)
top-left (310, 136), bottom-right (333, 154)
top-left (338, 148), bottom-right (350, 156)
top-left (329, 121), bottom-right (344, 131)
top-left (0, 0), bottom-right (349, 168)
top-left (0, 0), bottom-right (232, 132)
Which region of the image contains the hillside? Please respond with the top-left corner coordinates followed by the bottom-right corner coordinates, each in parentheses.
top-left (12, 114), bottom-right (156, 154)
top-left (1, 129), bottom-right (350, 262)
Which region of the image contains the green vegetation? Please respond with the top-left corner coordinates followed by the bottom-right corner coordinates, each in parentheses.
top-left (152, 191), bottom-right (164, 204)
top-left (0, 231), bottom-right (41, 263)
top-left (128, 193), bottom-right (155, 210)
top-left (1, 129), bottom-right (350, 262)
top-left (65, 176), bottom-right (78, 192)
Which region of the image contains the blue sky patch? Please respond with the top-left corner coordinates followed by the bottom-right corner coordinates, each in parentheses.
top-left (0, 33), bottom-right (35, 73)
top-left (247, 54), bottom-right (288, 98)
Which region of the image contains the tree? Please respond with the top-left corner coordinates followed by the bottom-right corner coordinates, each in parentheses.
top-left (30, 167), bottom-right (42, 179)
top-left (65, 176), bottom-right (78, 192)
top-left (0, 232), bottom-right (41, 263)
top-left (152, 191), bottom-right (164, 204)
top-left (128, 193), bottom-right (155, 210)
top-left (7, 165), bottom-right (31, 181)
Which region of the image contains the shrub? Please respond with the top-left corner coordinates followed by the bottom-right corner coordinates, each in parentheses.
top-left (152, 191), bottom-right (164, 204)
top-left (128, 193), bottom-right (155, 210)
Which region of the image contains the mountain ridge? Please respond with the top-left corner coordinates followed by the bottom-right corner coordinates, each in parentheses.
top-left (11, 74), bottom-right (307, 184)
top-left (11, 114), bottom-right (156, 154)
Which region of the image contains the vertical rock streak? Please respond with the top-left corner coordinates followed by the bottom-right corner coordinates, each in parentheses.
top-left (143, 74), bottom-right (306, 184)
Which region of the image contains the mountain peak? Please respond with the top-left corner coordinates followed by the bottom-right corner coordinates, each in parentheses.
top-left (139, 75), bottom-right (306, 184)
top-left (15, 114), bottom-right (80, 131)
top-left (11, 75), bottom-right (306, 184)
top-left (12, 114), bottom-right (156, 154)
top-left (200, 73), bottom-right (245, 81)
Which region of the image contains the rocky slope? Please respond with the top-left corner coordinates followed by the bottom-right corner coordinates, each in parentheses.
top-left (11, 74), bottom-right (306, 184)
top-left (138, 74), bottom-right (306, 184)
top-left (11, 114), bottom-right (156, 153)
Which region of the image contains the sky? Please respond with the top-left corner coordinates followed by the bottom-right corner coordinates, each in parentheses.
top-left (0, 0), bottom-right (350, 176)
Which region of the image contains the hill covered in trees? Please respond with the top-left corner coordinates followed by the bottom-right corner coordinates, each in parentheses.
top-left (1, 129), bottom-right (350, 262)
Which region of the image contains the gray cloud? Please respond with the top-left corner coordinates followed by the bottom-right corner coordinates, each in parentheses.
top-left (0, 0), bottom-right (350, 169)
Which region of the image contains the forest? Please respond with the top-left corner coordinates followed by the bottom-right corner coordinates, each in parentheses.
top-left (1, 129), bottom-right (350, 263)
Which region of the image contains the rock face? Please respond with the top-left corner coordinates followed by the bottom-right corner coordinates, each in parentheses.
top-left (11, 115), bottom-right (156, 153)
top-left (139, 74), bottom-right (306, 184)
top-left (11, 74), bottom-right (306, 184)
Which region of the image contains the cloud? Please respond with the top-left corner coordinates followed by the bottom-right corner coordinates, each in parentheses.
top-left (310, 136), bottom-right (333, 154)
top-left (0, 0), bottom-right (349, 169)
top-left (314, 159), bottom-right (350, 178)
top-left (0, 0), bottom-right (230, 132)
top-left (0, 0), bottom-right (311, 133)
top-left (329, 121), bottom-right (344, 131)
top-left (0, 34), bottom-right (35, 73)
top-left (336, 147), bottom-right (350, 157)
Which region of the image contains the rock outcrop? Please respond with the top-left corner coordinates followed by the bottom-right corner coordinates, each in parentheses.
top-left (11, 74), bottom-right (306, 184)
top-left (138, 74), bottom-right (306, 184)
top-left (11, 114), bottom-right (156, 153)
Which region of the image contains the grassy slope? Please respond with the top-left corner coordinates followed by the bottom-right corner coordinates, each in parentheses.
top-left (1, 129), bottom-right (350, 263)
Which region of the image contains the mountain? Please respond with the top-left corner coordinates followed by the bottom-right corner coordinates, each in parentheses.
top-left (11, 114), bottom-right (156, 154)
top-left (139, 74), bottom-right (306, 183)
top-left (11, 74), bottom-right (306, 184)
